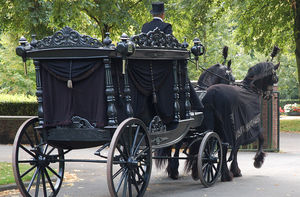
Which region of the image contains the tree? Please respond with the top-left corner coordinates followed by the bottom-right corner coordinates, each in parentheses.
top-left (229, 0), bottom-right (299, 97)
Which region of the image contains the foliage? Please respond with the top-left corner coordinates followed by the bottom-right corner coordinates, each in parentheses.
top-left (0, 0), bottom-right (299, 99)
top-left (0, 93), bottom-right (36, 102)
top-left (280, 119), bottom-right (300, 132)
top-left (0, 94), bottom-right (37, 116)
top-left (229, 0), bottom-right (299, 97)
top-left (0, 34), bottom-right (36, 95)
top-left (280, 99), bottom-right (300, 108)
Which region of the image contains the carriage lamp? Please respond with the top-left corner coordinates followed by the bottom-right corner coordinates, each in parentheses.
top-left (191, 38), bottom-right (205, 70)
top-left (16, 36), bottom-right (29, 75)
top-left (116, 33), bottom-right (136, 74)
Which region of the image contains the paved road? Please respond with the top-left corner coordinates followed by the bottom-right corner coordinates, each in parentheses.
top-left (1, 132), bottom-right (300, 197)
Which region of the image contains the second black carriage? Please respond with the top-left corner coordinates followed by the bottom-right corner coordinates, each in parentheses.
top-left (13, 27), bottom-right (223, 197)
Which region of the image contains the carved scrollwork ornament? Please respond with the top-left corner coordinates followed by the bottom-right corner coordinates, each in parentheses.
top-left (148, 116), bottom-right (166, 133)
top-left (130, 27), bottom-right (182, 49)
top-left (35, 26), bottom-right (103, 49)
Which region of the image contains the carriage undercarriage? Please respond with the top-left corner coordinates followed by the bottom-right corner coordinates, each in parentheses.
top-left (13, 27), bottom-right (223, 197)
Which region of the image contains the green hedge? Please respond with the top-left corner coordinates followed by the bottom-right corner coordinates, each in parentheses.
top-left (279, 99), bottom-right (300, 108)
top-left (0, 94), bottom-right (37, 116)
top-left (0, 102), bottom-right (37, 116)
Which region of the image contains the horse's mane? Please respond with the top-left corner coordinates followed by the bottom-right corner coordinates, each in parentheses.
top-left (242, 62), bottom-right (276, 92)
top-left (245, 62), bottom-right (275, 81)
top-left (197, 63), bottom-right (227, 89)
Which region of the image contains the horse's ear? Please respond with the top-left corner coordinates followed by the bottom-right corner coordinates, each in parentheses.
top-left (227, 59), bottom-right (232, 69)
top-left (274, 62), bottom-right (280, 70)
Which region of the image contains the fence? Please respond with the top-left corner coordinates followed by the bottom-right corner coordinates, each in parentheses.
top-left (241, 87), bottom-right (280, 152)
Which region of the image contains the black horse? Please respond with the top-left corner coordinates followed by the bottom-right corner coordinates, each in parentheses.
top-left (155, 47), bottom-right (235, 179)
top-left (187, 57), bottom-right (280, 182)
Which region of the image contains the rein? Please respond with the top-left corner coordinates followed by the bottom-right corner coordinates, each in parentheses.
top-left (188, 59), bottom-right (232, 84)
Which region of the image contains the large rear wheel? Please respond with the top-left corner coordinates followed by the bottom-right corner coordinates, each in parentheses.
top-left (107, 118), bottom-right (152, 197)
top-left (12, 117), bottom-right (65, 197)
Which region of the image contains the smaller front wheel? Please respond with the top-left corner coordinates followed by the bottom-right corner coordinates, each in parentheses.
top-left (107, 118), bottom-right (152, 197)
top-left (198, 131), bottom-right (222, 187)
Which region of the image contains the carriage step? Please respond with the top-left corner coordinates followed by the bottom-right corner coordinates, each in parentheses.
top-left (94, 143), bottom-right (110, 158)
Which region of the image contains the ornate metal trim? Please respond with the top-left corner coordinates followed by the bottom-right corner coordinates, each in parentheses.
top-left (130, 28), bottom-right (182, 49)
top-left (71, 116), bottom-right (95, 129)
top-left (35, 26), bottom-right (103, 49)
top-left (148, 116), bottom-right (166, 133)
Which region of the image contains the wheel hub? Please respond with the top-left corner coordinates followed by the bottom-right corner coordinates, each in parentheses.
top-left (127, 157), bottom-right (139, 169)
top-left (208, 156), bottom-right (218, 164)
top-left (36, 155), bottom-right (50, 167)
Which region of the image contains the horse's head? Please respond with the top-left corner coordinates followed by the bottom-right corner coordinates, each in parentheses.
top-left (244, 62), bottom-right (279, 100)
top-left (220, 60), bottom-right (235, 84)
top-left (197, 46), bottom-right (235, 90)
top-left (197, 61), bottom-right (235, 90)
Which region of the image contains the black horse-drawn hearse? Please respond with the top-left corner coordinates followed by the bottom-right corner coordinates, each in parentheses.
top-left (13, 27), bottom-right (279, 197)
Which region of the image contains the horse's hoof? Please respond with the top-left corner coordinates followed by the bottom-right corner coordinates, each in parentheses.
top-left (230, 166), bottom-right (242, 177)
top-left (169, 174), bottom-right (179, 180)
top-left (254, 160), bottom-right (263, 168)
top-left (221, 171), bottom-right (233, 182)
top-left (233, 172), bottom-right (242, 177)
top-left (192, 174), bottom-right (199, 181)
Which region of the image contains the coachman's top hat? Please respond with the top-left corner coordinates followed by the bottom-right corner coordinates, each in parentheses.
top-left (150, 2), bottom-right (165, 15)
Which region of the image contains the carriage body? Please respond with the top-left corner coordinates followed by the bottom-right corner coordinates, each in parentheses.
top-left (12, 27), bottom-right (225, 197)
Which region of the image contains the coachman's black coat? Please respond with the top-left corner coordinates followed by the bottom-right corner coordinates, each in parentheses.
top-left (142, 19), bottom-right (173, 34)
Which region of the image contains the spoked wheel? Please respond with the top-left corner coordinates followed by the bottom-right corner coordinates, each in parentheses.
top-left (12, 117), bottom-right (65, 197)
top-left (198, 131), bottom-right (222, 187)
top-left (107, 118), bottom-right (152, 197)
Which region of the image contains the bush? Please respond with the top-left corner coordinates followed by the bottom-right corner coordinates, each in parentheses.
top-left (0, 94), bottom-right (37, 116)
top-left (279, 99), bottom-right (300, 108)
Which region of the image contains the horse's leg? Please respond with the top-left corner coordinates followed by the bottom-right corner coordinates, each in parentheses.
top-left (230, 148), bottom-right (242, 177)
top-left (167, 142), bottom-right (181, 180)
top-left (221, 144), bottom-right (233, 182)
top-left (254, 132), bottom-right (266, 168)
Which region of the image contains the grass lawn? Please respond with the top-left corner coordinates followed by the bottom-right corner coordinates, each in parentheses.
top-left (280, 119), bottom-right (300, 132)
top-left (0, 162), bottom-right (56, 186)
top-left (0, 162), bottom-right (35, 185)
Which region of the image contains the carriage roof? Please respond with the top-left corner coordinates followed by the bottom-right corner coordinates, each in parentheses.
top-left (17, 26), bottom-right (190, 60)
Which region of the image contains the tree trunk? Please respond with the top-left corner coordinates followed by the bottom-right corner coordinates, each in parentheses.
top-left (102, 24), bottom-right (111, 42)
top-left (294, 0), bottom-right (300, 97)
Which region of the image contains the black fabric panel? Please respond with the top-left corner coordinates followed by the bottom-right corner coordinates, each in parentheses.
top-left (41, 58), bottom-right (201, 129)
top-left (202, 84), bottom-right (262, 151)
top-left (41, 61), bottom-right (107, 128)
top-left (127, 59), bottom-right (202, 125)
top-left (128, 60), bottom-right (172, 96)
top-left (42, 60), bottom-right (99, 81)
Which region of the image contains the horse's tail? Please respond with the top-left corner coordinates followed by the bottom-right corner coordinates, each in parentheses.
top-left (185, 140), bottom-right (201, 180)
top-left (154, 147), bottom-right (171, 169)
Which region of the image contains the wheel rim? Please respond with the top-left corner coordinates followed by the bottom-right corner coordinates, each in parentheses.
top-left (107, 118), bottom-right (152, 197)
top-left (198, 132), bottom-right (222, 187)
top-left (12, 117), bottom-right (65, 197)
